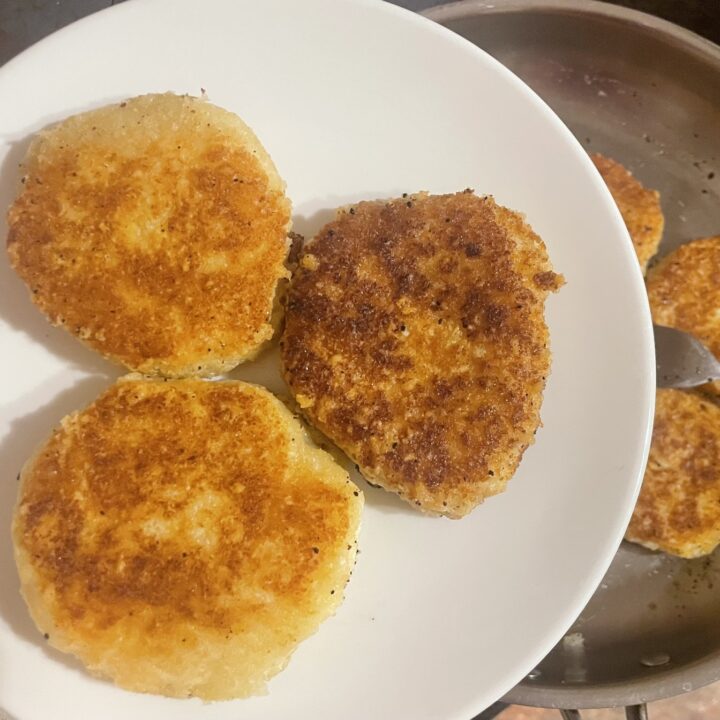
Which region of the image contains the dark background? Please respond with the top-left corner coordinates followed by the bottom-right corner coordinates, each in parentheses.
top-left (0, 0), bottom-right (718, 68)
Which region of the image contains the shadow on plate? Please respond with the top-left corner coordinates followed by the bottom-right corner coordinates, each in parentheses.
top-left (291, 190), bottom-right (412, 242)
top-left (290, 206), bottom-right (337, 242)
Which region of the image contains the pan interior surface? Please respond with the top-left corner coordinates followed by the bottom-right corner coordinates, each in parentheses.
top-left (514, 545), bottom-right (720, 708)
top-left (426, 0), bottom-right (720, 709)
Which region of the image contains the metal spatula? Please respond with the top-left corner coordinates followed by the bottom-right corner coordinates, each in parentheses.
top-left (654, 325), bottom-right (720, 389)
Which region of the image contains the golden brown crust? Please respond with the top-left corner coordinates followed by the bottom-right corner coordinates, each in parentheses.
top-left (7, 94), bottom-right (291, 377)
top-left (646, 236), bottom-right (720, 398)
top-left (280, 191), bottom-right (563, 518)
top-left (591, 153), bottom-right (664, 273)
top-left (626, 389), bottom-right (720, 558)
top-left (12, 378), bottom-right (362, 699)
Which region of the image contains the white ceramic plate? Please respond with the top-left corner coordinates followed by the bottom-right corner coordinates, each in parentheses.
top-left (0, 1), bottom-right (654, 718)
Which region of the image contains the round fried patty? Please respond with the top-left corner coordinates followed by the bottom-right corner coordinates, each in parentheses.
top-left (13, 378), bottom-right (362, 699)
top-left (7, 93), bottom-right (291, 376)
top-left (281, 191), bottom-right (563, 518)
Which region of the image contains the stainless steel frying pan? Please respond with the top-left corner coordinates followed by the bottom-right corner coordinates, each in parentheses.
top-left (423, 0), bottom-right (720, 716)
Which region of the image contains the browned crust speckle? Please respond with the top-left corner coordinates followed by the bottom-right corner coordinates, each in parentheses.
top-left (280, 191), bottom-right (563, 518)
top-left (646, 236), bottom-right (720, 398)
top-left (626, 389), bottom-right (720, 558)
top-left (12, 377), bottom-right (362, 699)
top-left (6, 94), bottom-right (291, 377)
top-left (591, 153), bottom-right (664, 273)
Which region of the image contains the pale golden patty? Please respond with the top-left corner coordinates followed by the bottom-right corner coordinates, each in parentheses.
top-left (12, 378), bottom-right (362, 699)
top-left (281, 191), bottom-right (564, 518)
top-left (626, 389), bottom-right (720, 558)
top-left (7, 93), bottom-right (291, 377)
top-left (591, 153), bottom-right (664, 273)
top-left (646, 236), bottom-right (720, 398)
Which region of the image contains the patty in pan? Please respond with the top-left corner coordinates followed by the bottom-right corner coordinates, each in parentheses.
top-left (626, 388), bottom-right (720, 558)
top-left (591, 153), bottom-right (664, 273)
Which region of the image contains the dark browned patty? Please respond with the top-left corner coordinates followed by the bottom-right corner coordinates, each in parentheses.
top-left (281, 191), bottom-right (563, 518)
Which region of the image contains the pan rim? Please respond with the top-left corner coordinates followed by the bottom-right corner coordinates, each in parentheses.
top-left (504, 647), bottom-right (720, 708)
top-left (424, 0), bottom-right (720, 67)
